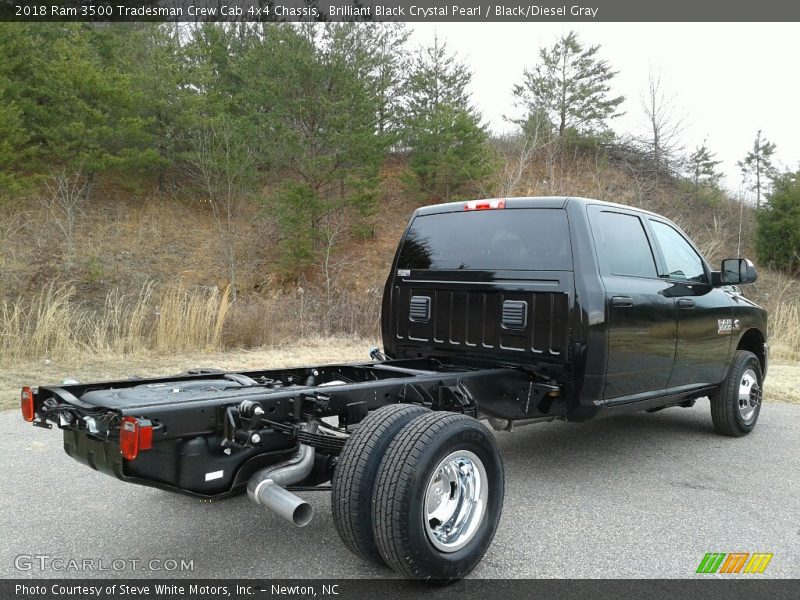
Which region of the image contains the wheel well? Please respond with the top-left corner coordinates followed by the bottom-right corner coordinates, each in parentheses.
top-left (737, 328), bottom-right (766, 372)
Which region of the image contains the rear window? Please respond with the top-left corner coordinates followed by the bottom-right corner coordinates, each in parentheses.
top-left (397, 208), bottom-right (572, 271)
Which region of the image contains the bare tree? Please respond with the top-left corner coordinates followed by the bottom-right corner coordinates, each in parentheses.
top-left (316, 212), bottom-right (365, 334)
top-left (640, 68), bottom-right (686, 180)
top-left (38, 166), bottom-right (89, 269)
top-left (625, 159), bottom-right (657, 208)
top-left (610, 139), bottom-right (659, 208)
top-left (318, 213), bottom-right (348, 310)
top-left (488, 117), bottom-right (550, 197)
top-left (184, 118), bottom-right (256, 302)
top-left (0, 202), bottom-right (29, 288)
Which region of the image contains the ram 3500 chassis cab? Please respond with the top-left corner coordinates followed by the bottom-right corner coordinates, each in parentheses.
top-left (21, 197), bottom-right (768, 580)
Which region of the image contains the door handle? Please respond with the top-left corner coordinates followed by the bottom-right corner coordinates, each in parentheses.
top-left (611, 296), bottom-right (634, 307)
top-left (677, 298), bottom-right (696, 308)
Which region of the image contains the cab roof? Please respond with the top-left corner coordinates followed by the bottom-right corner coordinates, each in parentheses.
top-left (415, 196), bottom-right (663, 219)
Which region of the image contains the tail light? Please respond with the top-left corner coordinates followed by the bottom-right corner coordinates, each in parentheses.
top-left (464, 199), bottom-right (505, 211)
top-left (119, 416), bottom-right (153, 461)
top-left (21, 387), bottom-right (35, 422)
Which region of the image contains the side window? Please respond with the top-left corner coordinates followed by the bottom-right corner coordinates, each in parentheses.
top-left (592, 211), bottom-right (658, 278)
top-left (649, 220), bottom-right (706, 283)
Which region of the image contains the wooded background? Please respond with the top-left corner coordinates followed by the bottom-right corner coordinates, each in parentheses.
top-left (0, 23), bottom-right (798, 363)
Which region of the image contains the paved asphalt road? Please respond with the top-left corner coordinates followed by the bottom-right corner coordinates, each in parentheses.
top-left (0, 402), bottom-right (798, 580)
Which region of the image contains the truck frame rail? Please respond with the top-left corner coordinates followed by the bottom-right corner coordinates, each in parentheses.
top-left (27, 356), bottom-right (563, 498)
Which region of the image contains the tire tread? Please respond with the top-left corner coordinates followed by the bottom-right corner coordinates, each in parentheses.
top-left (710, 350), bottom-right (761, 437)
top-left (331, 403), bottom-right (429, 563)
top-left (372, 412), bottom-right (491, 579)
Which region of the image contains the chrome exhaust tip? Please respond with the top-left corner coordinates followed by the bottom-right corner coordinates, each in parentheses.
top-left (251, 480), bottom-right (314, 527)
top-left (247, 422), bottom-right (318, 527)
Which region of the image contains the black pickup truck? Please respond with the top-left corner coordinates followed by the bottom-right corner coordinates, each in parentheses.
top-left (21, 196), bottom-right (768, 581)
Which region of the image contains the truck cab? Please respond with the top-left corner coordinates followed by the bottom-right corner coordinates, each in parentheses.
top-left (382, 196), bottom-right (768, 420)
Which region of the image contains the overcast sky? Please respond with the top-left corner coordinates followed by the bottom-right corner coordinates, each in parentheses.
top-left (408, 22), bottom-right (800, 195)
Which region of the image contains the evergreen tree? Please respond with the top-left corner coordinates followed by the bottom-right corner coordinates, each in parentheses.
top-left (232, 25), bottom-right (387, 271)
top-left (325, 23), bottom-right (411, 142)
top-left (402, 36), bottom-right (492, 201)
top-left (738, 130), bottom-right (777, 208)
top-left (688, 140), bottom-right (722, 188)
top-left (27, 25), bottom-right (110, 171)
top-left (107, 24), bottom-right (192, 187)
top-left (0, 87), bottom-right (29, 194)
top-left (0, 23), bottom-right (163, 189)
top-left (512, 30), bottom-right (624, 137)
top-left (755, 171), bottom-right (800, 273)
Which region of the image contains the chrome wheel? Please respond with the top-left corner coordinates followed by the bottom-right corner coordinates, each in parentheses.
top-left (738, 368), bottom-right (760, 424)
top-left (423, 450), bottom-right (488, 553)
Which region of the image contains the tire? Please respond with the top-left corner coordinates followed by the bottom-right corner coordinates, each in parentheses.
top-left (710, 350), bottom-right (763, 437)
top-left (372, 412), bottom-right (504, 581)
top-left (331, 403), bottom-right (430, 565)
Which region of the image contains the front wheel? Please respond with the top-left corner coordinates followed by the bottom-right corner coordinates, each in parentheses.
top-left (710, 350), bottom-right (763, 437)
top-left (371, 412), bottom-right (504, 581)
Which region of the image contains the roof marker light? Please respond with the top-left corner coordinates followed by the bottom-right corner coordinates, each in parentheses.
top-left (464, 199), bottom-right (506, 211)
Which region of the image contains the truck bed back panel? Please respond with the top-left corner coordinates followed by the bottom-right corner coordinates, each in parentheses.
top-left (391, 271), bottom-right (572, 367)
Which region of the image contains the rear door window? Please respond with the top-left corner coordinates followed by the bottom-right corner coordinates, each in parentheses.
top-left (591, 210), bottom-right (658, 278)
top-left (397, 209), bottom-right (572, 271)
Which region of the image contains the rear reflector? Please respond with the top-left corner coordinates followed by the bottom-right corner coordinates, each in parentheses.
top-left (119, 416), bottom-right (153, 461)
top-left (21, 387), bottom-right (34, 422)
top-left (464, 199), bottom-right (505, 211)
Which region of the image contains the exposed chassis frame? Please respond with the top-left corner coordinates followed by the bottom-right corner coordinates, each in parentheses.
top-left (29, 357), bottom-right (563, 498)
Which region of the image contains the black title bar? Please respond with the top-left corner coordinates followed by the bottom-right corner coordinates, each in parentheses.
top-left (4, 579), bottom-right (800, 600)
top-left (2, 0), bottom-right (800, 22)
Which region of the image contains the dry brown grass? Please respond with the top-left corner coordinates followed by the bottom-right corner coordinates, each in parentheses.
top-left (223, 285), bottom-right (382, 348)
top-left (767, 302), bottom-right (800, 362)
top-left (0, 283), bottom-right (230, 361)
top-left (0, 337), bottom-right (375, 410)
top-left (764, 362), bottom-right (800, 405)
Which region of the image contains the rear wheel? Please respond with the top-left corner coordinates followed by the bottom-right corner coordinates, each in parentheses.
top-left (710, 350), bottom-right (763, 437)
top-left (331, 403), bottom-right (429, 565)
top-left (372, 412), bottom-right (504, 581)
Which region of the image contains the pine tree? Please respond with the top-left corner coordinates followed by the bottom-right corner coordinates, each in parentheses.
top-left (325, 23), bottom-right (410, 142)
top-left (0, 23), bottom-right (159, 190)
top-left (0, 88), bottom-right (29, 194)
top-left (402, 36), bottom-right (492, 201)
top-left (512, 30), bottom-right (624, 137)
top-left (755, 171), bottom-right (800, 273)
top-left (738, 130), bottom-right (777, 208)
top-left (107, 23), bottom-right (192, 187)
top-left (688, 140), bottom-right (722, 188)
top-left (229, 25), bottom-right (387, 272)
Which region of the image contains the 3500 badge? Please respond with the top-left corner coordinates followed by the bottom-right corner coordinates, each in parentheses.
top-left (718, 318), bottom-right (741, 335)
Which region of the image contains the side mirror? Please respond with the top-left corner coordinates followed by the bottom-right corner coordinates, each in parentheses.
top-left (720, 258), bottom-right (757, 285)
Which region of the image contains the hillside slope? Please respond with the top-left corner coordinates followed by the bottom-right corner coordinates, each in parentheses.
top-left (0, 153), bottom-right (797, 361)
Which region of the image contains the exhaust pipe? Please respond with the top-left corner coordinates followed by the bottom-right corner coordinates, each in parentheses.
top-left (247, 422), bottom-right (318, 527)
